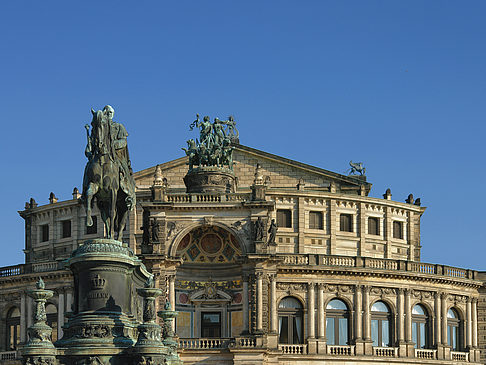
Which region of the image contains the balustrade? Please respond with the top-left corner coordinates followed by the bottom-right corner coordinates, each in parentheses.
top-left (278, 344), bottom-right (307, 354)
top-left (415, 349), bottom-right (437, 360)
top-left (178, 338), bottom-right (230, 349)
top-left (451, 351), bottom-right (469, 361)
top-left (0, 264), bottom-right (23, 277)
top-left (0, 351), bottom-right (18, 360)
top-left (373, 347), bottom-right (397, 357)
top-left (327, 345), bottom-right (354, 355)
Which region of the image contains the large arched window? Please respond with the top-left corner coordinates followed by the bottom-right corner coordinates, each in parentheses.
top-left (6, 307), bottom-right (20, 350)
top-left (278, 296), bottom-right (303, 344)
top-left (46, 304), bottom-right (58, 342)
top-left (326, 298), bottom-right (349, 345)
top-left (371, 301), bottom-right (392, 347)
top-left (412, 304), bottom-right (430, 349)
top-left (447, 308), bottom-right (461, 351)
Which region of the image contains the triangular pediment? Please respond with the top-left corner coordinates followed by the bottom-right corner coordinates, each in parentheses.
top-left (134, 144), bottom-right (371, 194)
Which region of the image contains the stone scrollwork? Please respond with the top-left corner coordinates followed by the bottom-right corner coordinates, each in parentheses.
top-left (77, 324), bottom-right (111, 338)
top-left (412, 290), bottom-right (432, 301)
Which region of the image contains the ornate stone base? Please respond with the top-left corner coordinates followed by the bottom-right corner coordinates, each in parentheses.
top-left (184, 167), bottom-right (235, 193)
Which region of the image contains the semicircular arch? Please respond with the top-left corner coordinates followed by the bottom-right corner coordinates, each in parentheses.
top-left (170, 223), bottom-right (245, 264)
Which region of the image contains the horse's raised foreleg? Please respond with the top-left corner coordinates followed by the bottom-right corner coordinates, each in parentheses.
top-left (86, 182), bottom-right (99, 227)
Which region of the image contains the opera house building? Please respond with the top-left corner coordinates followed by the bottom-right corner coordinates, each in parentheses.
top-left (0, 120), bottom-right (485, 365)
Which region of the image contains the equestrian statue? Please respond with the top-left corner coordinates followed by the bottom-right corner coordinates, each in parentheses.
top-left (82, 105), bottom-right (136, 240)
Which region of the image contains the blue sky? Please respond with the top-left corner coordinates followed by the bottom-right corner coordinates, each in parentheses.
top-left (0, 1), bottom-right (485, 269)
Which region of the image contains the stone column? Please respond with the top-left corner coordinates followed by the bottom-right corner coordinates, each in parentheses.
top-left (242, 276), bottom-right (249, 333)
top-left (308, 283), bottom-right (315, 339)
top-left (363, 286), bottom-right (371, 341)
top-left (466, 297), bottom-right (472, 348)
top-left (355, 285), bottom-right (362, 340)
top-left (57, 289), bottom-right (65, 339)
top-left (169, 275), bottom-right (176, 312)
top-left (472, 298), bottom-right (478, 348)
top-left (270, 275), bottom-right (277, 333)
top-left (398, 289), bottom-right (404, 342)
top-left (318, 284), bottom-right (325, 339)
top-left (20, 292), bottom-right (26, 342)
top-left (405, 289), bottom-right (412, 343)
top-left (434, 292), bottom-right (441, 346)
top-left (256, 273), bottom-right (263, 332)
top-left (441, 293), bottom-right (448, 345)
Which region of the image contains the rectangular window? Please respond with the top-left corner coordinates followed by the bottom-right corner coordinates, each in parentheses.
top-left (277, 209), bottom-right (292, 228)
top-left (201, 312), bottom-right (221, 338)
top-left (339, 214), bottom-right (353, 232)
top-left (86, 216), bottom-right (97, 235)
top-left (61, 220), bottom-right (71, 238)
top-left (309, 211), bottom-right (323, 230)
top-left (41, 224), bottom-right (49, 242)
top-left (393, 221), bottom-right (403, 239)
top-left (368, 217), bottom-right (379, 235)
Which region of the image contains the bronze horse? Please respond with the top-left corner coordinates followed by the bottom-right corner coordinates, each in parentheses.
top-left (82, 108), bottom-right (129, 239)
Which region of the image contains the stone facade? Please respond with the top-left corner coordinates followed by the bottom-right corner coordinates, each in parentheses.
top-left (0, 144), bottom-right (484, 364)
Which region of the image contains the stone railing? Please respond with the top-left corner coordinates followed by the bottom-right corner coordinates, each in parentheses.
top-left (451, 351), bottom-right (469, 361)
top-left (282, 255), bottom-right (309, 265)
top-left (179, 338), bottom-right (231, 350)
top-left (327, 345), bottom-right (354, 355)
top-left (278, 254), bottom-right (477, 280)
top-left (234, 336), bottom-right (258, 348)
top-left (322, 256), bottom-right (355, 267)
top-left (0, 351), bottom-right (18, 360)
top-left (373, 347), bottom-right (397, 357)
top-left (32, 261), bottom-right (59, 273)
top-left (415, 348), bottom-right (437, 360)
top-left (0, 264), bottom-right (24, 277)
top-left (166, 193), bottom-right (250, 204)
top-left (278, 344), bottom-right (307, 354)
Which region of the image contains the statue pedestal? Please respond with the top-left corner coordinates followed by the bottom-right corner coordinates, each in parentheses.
top-left (55, 239), bottom-right (156, 364)
top-left (184, 166), bottom-right (235, 193)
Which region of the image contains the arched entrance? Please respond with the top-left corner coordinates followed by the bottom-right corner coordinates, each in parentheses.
top-left (173, 225), bottom-right (244, 339)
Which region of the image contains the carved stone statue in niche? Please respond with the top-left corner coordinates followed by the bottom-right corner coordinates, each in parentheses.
top-left (151, 219), bottom-right (159, 242)
top-left (267, 219), bottom-right (277, 245)
top-left (254, 217), bottom-right (265, 241)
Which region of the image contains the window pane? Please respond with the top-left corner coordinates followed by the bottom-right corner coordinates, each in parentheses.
top-left (279, 316), bottom-right (289, 344)
top-left (447, 309), bottom-right (457, 319)
top-left (279, 296), bottom-right (302, 309)
top-left (293, 316), bottom-right (302, 344)
top-left (338, 318), bottom-right (348, 345)
top-left (368, 217), bottom-right (379, 235)
top-left (382, 320), bottom-right (389, 347)
top-left (412, 322), bottom-right (418, 347)
top-left (412, 305), bottom-right (425, 315)
top-left (371, 319), bottom-right (379, 346)
top-left (452, 326), bottom-right (457, 350)
top-left (327, 299), bottom-right (347, 310)
top-left (393, 221), bottom-right (403, 239)
top-left (309, 211), bottom-right (323, 229)
top-left (277, 210), bottom-right (291, 228)
top-left (340, 214), bottom-right (352, 232)
top-left (326, 318), bottom-right (335, 345)
top-left (371, 301), bottom-right (389, 313)
top-left (419, 323), bottom-right (425, 348)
